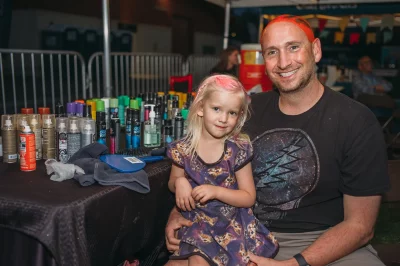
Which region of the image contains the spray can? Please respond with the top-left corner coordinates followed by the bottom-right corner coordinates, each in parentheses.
top-left (96, 112), bottom-right (107, 145)
top-left (55, 102), bottom-right (65, 118)
top-left (175, 112), bottom-right (184, 140)
top-left (101, 97), bottom-right (110, 130)
top-left (181, 109), bottom-right (189, 137)
top-left (42, 114), bottom-right (56, 160)
top-left (16, 114), bottom-right (29, 160)
top-left (113, 118), bottom-right (120, 153)
top-left (1, 115), bottom-right (17, 163)
top-left (67, 117), bottom-right (81, 159)
top-left (125, 108), bottom-right (133, 149)
top-left (110, 119), bottom-right (120, 154)
top-left (132, 109), bottom-right (141, 148)
top-left (56, 117), bottom-right (68, 163)
top-left (20, 125), bottom-right (36, 171)
top-left (28, 114), bottom-right (42, 160)
top-left (164, 126), bottom-right (174, 146)
top-left (110, 98), bottom-right (119, 119)
top-left (81, 118), bottom-right (95, 148)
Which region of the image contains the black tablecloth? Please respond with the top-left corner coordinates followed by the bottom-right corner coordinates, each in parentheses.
top-left (0, 159), bottom-right (174, 266)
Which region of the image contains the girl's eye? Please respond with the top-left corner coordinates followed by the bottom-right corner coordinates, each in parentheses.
top-left (213, 107), bottom-right (220, 111)
top-left (229, 111), bottom-right (237, 116)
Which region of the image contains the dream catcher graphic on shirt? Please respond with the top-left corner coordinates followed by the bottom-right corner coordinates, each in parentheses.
top-left (251, 128), bottom-right (320, 224)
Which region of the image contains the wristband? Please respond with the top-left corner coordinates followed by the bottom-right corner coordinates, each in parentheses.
top-left (293, 253), bottom-right (310, 266)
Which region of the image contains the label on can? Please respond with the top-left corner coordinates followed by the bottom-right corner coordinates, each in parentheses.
top-left (58, 132), bottom-right (68, 163)
top-left (20, 132), bottom-right (36, 171)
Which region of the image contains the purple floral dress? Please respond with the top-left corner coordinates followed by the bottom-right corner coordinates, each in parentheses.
top-left (167, 138), bottom-right (279, 266)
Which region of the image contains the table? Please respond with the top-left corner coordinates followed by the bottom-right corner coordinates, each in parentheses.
top-left (0, 159), bottom-right (174, 266)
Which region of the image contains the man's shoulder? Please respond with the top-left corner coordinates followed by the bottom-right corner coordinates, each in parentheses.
top-left (325, 88), bottom-right (377, 125)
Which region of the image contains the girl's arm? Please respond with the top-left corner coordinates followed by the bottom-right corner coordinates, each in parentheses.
top-left (169, 164), bottom-right (196, 211)
top-left (168, 164), bottom-right (185, 193)
top-left (192, 162), bottom-right (256, 208)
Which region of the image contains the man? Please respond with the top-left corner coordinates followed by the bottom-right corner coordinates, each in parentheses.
top-left (165, 15), bottom-right (390, 266)
top-left (352, 56), bottom-right (392, 99)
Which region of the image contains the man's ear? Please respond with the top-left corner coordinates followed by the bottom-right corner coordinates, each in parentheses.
top-left (312, 38), bottom-right (322, 63)
top-left (197, 101), bottom-right (204, 117)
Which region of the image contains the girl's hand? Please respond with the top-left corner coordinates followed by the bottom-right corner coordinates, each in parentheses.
top-left (175, 177), bottom-right (196, 211)
top-left (192, 185), bottom-right (220, 204)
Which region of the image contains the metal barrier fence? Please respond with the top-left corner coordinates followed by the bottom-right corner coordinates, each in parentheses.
top-left (0, 49), bottom-right (219, 114)
top-left (0, 49), bottom-right (86, 114)
top-left (187, 55), bottom-right (219, 88)
top-left (87, 52), bottom-right (184, 98)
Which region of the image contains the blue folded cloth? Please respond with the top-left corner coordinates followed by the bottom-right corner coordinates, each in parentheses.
top-left (69, 143), bottom-right (150, 193)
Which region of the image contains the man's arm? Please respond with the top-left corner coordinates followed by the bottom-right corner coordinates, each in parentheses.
top-left (375, 76), bottom-right (393, 93)
top-left (249, 194), bottom-right (382, 266)
top-left (300, 194), bottom-right (381, 266)
top-left (165, 206), bottom-right (192, 252)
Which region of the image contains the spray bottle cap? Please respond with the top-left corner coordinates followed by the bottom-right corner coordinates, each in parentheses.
top-left (101, 98), bottom-right (110, 108)
top-left (68, 118), bottom-right (79, 133)
top-left (31, 118), bottom-right (38, 125)
top-left (22, 125), bottom-right (32, 132)
top-left (181, 109), bottom-right (189, 120)
top-left (96, 100), bottom-right (105, 111)
top-left (110, 98), bottom-right (118, 108)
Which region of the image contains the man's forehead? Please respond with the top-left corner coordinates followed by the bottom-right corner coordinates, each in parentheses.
top-left (262, 22), bottom-right (309, 46)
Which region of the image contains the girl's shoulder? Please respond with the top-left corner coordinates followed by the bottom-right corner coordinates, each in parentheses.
top-left (227, 134), bottom-right (252, 152)
top-left (168, 138), bottom-right (190, 153)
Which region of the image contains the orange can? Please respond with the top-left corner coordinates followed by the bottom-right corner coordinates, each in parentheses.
top-left (20, 125), bottom-right (36, 171)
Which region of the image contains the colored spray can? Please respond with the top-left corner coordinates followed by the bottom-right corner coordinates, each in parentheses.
top-left (20, 125), bottom-right (36, 171)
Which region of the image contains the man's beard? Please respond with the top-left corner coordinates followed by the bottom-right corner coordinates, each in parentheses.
top-left (271, 65), bottom-right (315, 95)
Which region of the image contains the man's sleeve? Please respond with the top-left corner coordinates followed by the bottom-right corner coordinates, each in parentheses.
top-left (339, 109), bottom-right (391, 196)
top-left (377, 76), bottom-right (393, 92)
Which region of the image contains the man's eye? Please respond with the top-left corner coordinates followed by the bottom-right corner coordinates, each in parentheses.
top-left (290, 45), bottom-right (299, 51)
top-left (267, 50), bottom-right (276, 56)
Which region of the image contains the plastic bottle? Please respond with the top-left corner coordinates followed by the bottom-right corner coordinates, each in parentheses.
top-left (143, 104), bottom-right (161, 148)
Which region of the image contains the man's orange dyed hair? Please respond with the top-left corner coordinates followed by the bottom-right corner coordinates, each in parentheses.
top-left (264, 15), bottom-right (315, 43)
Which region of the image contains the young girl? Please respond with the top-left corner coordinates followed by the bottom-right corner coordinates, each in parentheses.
top-left (167, 74), bottom-right (278, 266)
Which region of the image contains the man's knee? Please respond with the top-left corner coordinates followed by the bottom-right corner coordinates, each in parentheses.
top-left (329, 245), bottom-right (385, 266)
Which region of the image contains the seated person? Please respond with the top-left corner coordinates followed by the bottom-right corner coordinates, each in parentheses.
top-left (352, 56), bottom-right (392, 99)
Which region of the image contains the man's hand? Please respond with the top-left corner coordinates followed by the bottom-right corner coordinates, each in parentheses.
top-left (192, 184), bottom-right (220, 204)
top-left (165, 207), bottom-right (193, 252)
top-left (175, 177), bottom-right (196, 211)
top-left (248, 254), bottom-right (297, 266)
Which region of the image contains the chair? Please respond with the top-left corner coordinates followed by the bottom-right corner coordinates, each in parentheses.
top-left (357, 94), bottom-right (396, 125)
top-left (169, 74), bottom-right (193, 93)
